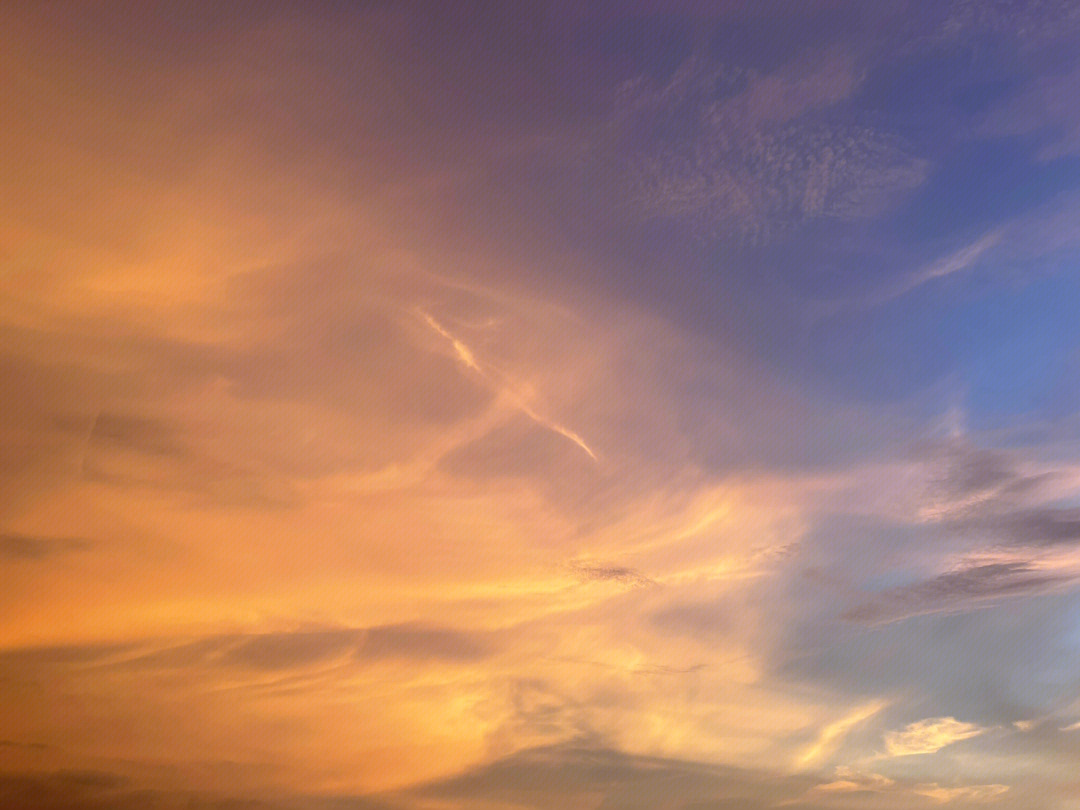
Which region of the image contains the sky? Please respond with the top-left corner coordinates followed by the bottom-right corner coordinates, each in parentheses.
top-left (3, 1), bottom-right (1080, 808)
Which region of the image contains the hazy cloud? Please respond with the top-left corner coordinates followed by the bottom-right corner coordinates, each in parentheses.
top-left (0, 770), bottom-right (290, 810)
top-left (401, 742), bottom-right (812, 810)
top-left (1, 624), bottom-right (492, 675)
top-left (4, 3), bottom-right (1080, 807)
top-left (0, 533), bottom-right (89, 561)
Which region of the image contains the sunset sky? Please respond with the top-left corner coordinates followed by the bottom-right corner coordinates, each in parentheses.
top-left (4, 2), bottom-right (1080, 808)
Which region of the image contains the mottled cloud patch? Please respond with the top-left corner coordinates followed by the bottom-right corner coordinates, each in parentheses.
top-left (942, 0), bottom-right (1080, 46)
top-left (397, 742), bottom-right (814, 810)
top-left (612, 51), bottom-right (927, 240)
top-left (884, 717), bottom-right (987, 756)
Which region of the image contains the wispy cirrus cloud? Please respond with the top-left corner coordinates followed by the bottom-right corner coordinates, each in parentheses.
top-left (856, 231), bottom-right (1003, 310)
top-left (797, 701), bottom-right (889, 767)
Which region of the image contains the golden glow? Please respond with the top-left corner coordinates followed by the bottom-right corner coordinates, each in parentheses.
top-left (3, 5), bottom-right (1075, 809)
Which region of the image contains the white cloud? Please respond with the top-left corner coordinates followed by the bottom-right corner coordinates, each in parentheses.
top-left (884, 717), bottom-right (987, 756)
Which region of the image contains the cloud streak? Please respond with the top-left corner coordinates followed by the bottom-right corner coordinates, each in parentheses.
top-left (418, 309), bottom-right (597, 461)
top-left (843, 562), bottom-right (1075, 624)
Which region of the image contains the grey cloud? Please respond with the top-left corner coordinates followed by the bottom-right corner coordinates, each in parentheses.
top-left (0, 641), bottom-right (139, 669)
top-left (403, 742), bottom-right (812, 810)
top-left (765, 505), bottom-right (1080, 726)
top-left (996, 508), bottom-right (1080, 546)
top-left (0, 752), bottom-right (1052, 810)
top-left (221, 629), bottom-right (362, 671)
top-left (0, 769), bottom-right (292, 810)
top-left (927, 440), bottom-right (1080, 548)
top-left (0, 533), bottom-right (89, 561)
top-left (356, 740), bottom-right (1042, 810)
top-left (843, 562), bottom-right (1072, 624)
top-left (0, 345), bottom-right (300, 510)
top-left (0, 771), bottom-right (129, 810)
top-left (933, 440), bottom-right (1033, 501)
top-left (0, 739), bottom-right (48, 750)
top-left (89, 413), bottom-right (186, 458)
top-left (0, 751), bottom-right (783, 810)
top-left (358, 624), bottom-right (490, 663)
top-left (438, 415), bottom-right (598, 480)
top-left (0, 745), bottom-right (800, 810)
top-left (485, 678), bottom-right (596, 750)
top-left (572, 562), bottom-right (654, 587)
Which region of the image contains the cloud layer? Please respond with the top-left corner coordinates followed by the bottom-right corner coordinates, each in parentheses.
top-left (4, 2), bottom-right (1080, 809)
